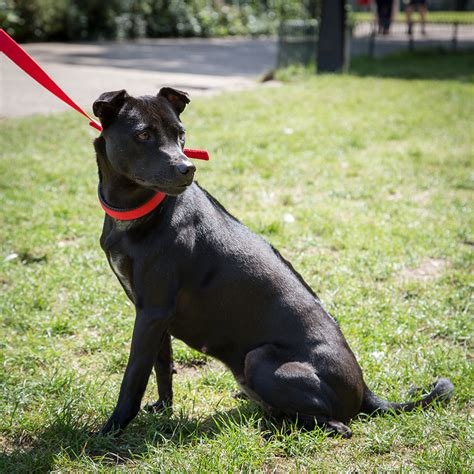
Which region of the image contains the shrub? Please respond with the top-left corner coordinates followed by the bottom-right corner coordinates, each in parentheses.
top-left (0, 0), bottom-right (316, 42)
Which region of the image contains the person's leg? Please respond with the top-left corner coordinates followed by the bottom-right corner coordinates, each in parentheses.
top-left (419, 2), bottom-right (427, 34)
top-left (384, 0), bottom-right (394, 34)
top-left (405, 2), bottom-right (414, 35)
top-left (376, 0), bottom-right (384, 34)
top-left (381, 2), bottom-right (390, 34)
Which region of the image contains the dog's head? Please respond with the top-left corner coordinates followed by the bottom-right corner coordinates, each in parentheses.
top-left (93, 87), bottom-right (195, 196)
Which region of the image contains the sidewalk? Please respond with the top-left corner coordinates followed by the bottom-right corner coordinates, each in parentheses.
top-left (351, 21), bottom-right (474, 57)
top-left (0, 37), bottom-right (277, 118)
top-left (1, 28), bottom-right (472, 118)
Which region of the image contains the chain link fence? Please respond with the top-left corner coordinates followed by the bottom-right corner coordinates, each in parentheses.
top-left (276, 3), bottom-right (474, 68)
top-left (277, 19), bottom-right (319, 67)
top-left (350, 1), bottom-right (474, 57)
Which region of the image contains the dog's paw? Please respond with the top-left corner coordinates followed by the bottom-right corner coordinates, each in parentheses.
top-left (94, 420), bottom-right (123, 438)
top-left (144, 399), bottom-right (172, 414)
top-left (325, 420), bottom-right (352, 439)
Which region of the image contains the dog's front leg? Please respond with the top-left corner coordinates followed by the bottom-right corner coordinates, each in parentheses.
top-left (100, 309), bottom-right (170, 435)
top-left (145, 331), bottom-right (175, 413)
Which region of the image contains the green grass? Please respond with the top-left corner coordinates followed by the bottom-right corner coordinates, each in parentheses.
top-left (351, 49), bottom-right (474, 81)
top-left (1, 52), bottom-right (473, 471)
top-left (275, 49), bottom-right (474, 82)
top-left (353, 10), bottom-right (474, 24)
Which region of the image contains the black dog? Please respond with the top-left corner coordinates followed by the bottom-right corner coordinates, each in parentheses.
top-left (93, 88), bottom-right (453, 438)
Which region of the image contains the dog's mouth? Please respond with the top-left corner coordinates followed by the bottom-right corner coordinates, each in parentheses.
top-left (156, 184), bottom-right (190, 196)
top-left (134, 176), bottom-right (192, 196)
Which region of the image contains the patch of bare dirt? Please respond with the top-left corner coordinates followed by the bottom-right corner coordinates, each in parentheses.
top-left (175, 359), bottom-right (224, 378)
top-left (398, 258), bottom-right (449, 282)
top-left (175, 363), bottom-right (205, 381)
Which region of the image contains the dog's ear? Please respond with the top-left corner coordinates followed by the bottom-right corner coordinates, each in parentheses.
top-left (93, 90), bottom-right (129, 127)
top-left (158, 87), bottom-right (190, 115)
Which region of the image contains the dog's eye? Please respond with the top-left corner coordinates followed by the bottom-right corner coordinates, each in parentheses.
top-left (136, 131), bottom-right (151, 141)
top-left (178, 130), bottom-right (185, 142)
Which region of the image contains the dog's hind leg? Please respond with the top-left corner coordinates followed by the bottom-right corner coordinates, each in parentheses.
top-left (145, 331), bottom-right (176, 413)
top-left (242, 344), bottom-right (352, 438)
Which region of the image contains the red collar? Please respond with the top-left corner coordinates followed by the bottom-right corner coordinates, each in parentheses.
top-left (98, 186), bottom-right (166, 221)
top-left (97, 148), bottom-right (209, 221)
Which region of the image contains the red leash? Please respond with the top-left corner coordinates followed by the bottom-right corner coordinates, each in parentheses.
top-left (0, 29), bottom-right (102, 131)
top-left (0, 28), bottom-right (209, 161)
top-left (1, 29), bottom-right (210, 220)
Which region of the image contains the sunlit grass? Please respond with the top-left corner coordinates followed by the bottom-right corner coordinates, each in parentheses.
top-left (1, 51), bottom-right (473, 471)
top-left (353, 10), bottom-right (474, 24)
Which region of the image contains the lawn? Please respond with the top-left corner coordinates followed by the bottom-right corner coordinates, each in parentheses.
top-left (1, 51), bottom-right (473, 472)
top-left (353, 10), bottom-right (474, 24)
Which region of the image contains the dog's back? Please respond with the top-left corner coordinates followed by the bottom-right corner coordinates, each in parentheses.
top-left (94, 89), bottom-right (453, 438)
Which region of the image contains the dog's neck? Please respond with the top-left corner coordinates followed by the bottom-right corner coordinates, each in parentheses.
top-left (95, 136), bottom-right (159, 212)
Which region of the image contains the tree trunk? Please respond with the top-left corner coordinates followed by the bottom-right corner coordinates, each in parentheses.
top-left (317, 0), bottom-right (346, 73)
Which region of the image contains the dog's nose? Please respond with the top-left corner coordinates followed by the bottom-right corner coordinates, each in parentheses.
top-left (176, 160), bottom-right (196, 176)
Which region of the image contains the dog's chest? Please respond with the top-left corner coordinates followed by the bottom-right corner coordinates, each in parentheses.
top-left (108, 252), bottom-right (134, 301)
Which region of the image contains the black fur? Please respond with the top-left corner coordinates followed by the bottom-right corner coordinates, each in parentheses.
top-left (93, 89), bottom-right (453, 438)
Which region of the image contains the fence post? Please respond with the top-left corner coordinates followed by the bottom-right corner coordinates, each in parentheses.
top-left (276, 22), bottom-right (284, 68)
top-left (344, 22), bottom-right (352, 71)
top-left (408, 29), bottom-right (414, 52)
top-left (368, 23), bottom-right (376, 58)
top-left (452, 22), bottom-right (458, 51)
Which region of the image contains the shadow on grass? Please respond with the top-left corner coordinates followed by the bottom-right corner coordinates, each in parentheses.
top-left (0, 402), bottom-right (267, 472)
top-left (350, 48), bottom-right (474, 81)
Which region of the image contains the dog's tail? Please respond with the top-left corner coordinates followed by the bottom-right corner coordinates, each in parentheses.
top-left (360, 378), bottom-right (454, 416)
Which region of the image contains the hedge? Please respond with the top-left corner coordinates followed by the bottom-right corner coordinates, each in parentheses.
top-left (0, 0), bottom-right (319, 42)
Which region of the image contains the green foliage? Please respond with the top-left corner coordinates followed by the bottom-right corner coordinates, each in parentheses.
top-left (0, 0), bottom-right (312, 41)
top-left (0, 52), bottom-right (473, 471)
top-left (0, 0), bottom-right (70, 40)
